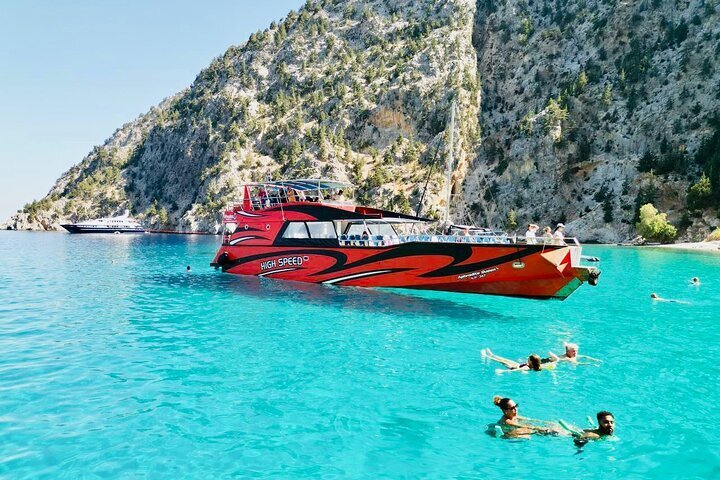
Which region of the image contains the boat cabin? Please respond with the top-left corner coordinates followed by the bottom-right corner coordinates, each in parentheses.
top-left (221, 179), bottom-right (575, 249)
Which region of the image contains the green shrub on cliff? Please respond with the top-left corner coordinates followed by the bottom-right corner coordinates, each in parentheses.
top-left (636, 203), bottom-right (677, 243)
top-left (687, 174), bottom-right (713, 210)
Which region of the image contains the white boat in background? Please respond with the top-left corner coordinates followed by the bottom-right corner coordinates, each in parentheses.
top-left (61, 210), bottom-right (144, 234)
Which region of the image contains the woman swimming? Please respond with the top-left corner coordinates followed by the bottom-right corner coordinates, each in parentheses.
top-left (482, 349), bottom-right (553, 371)
top-left (493, 396), bottom-right (561, 437)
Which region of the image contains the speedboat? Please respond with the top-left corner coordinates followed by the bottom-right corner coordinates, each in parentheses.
top-left (211, 179), bottom-right (600, 300)
top-left (61, 211), bottom-right (145, 234)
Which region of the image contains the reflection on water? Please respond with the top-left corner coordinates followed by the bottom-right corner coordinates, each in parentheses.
top-left (144, 271), bottom-right (510, 322)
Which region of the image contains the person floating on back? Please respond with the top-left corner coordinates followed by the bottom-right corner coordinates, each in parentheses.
top-left (482, 348), bottom-right (555, 372)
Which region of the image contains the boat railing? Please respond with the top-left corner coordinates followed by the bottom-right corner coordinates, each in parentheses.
top-left (337, 234), bottom-right (580, 248)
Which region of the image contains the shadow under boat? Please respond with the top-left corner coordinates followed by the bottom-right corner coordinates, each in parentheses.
top-left (145, 270), bottom-right (511, 323)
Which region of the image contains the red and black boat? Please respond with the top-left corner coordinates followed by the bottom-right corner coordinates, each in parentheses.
top-left (211, 179), bottom-right (600, 300)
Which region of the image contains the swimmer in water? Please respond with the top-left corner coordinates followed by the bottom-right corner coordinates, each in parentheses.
top-left (547, 342), bottom-right (601, 365)
top-left (690, 277), bottom-right (700, 286)
top-left (493, 396), bottom-right (561, 437)
top-left (650, 293), bottom-right (689, 304)
top-left (573, 411), bottom-right (615, 447)
top-left (186, 265), bottom-right (191, 272)
top-left (482, 349), bottom-right (554, 372)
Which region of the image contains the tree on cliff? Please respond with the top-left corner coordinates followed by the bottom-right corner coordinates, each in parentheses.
top-left (636, 203), bottom-right (677, 243)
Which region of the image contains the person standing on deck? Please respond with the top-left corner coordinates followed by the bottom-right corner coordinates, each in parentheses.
top-left (525, 224), bottom-right (539, 244)
top-left (553, 223), bottom-right (566, 245)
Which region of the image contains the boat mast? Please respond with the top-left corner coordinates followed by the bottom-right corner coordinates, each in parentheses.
top-left (444, 100), bottom-right (456, 226)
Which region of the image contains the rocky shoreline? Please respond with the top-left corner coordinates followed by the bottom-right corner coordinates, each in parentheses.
top-left (647, 240), bottom-right (720, 253)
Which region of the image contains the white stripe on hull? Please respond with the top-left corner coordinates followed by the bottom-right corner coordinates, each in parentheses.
top-left (322, 270), bottom-right (393, 285)
top-left (258, 268), bottom-right (298, 277)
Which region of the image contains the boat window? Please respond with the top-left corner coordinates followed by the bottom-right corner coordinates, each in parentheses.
top-left (346, 223), bottom-right (397, 236)
top-left (367, 223), bottom-right (397, 237)
top-left (345, 224), bottom-right (368, 236)
top-left (307, 221), bottom-right (337, 239)
top-left (282, 222), bottom-right (310, 239)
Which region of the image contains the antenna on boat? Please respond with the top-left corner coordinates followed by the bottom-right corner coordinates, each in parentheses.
top-left (415, 144), bottom-right (441, 217)
top-left (443, 100), bottom-right (457, 227)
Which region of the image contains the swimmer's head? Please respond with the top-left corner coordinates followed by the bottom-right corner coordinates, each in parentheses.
top-left (691, 277), bottom-right (700, 284)
top-left (564, 342), bottom-right (578, 357)
top-left (596, 411), bottom-right (615, 435)
top-left (650, 293), bottom-right (659, 299)
top-left (528, 354), bottom-right (542, 371)
top-left (494, 396), bottom-right (518, 418)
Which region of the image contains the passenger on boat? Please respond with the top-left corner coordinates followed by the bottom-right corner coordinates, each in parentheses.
top-left (493, 396), bottom-right (559, 437)
top-left (547, 342), bottom-right (601, 365)
top-left (573, 411), bottom-right (615, 446)
top-left (361, 230), bottom-right (370, 246)
top-left (525, 224), bottom-right (539, 244)
top-left (259, 189), bottom-right (269, 208)
top-left (553, 223), bottom-right (566, 245)
top-left (482, 349), bottom-right (554, 372)
top-left (542, 226), bottom-right (553, 243)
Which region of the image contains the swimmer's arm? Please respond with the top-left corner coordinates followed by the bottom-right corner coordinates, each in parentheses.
top-left (547, 351), bottom-right (561, 361)
top-left (578, 354), bottom-right (602, 363)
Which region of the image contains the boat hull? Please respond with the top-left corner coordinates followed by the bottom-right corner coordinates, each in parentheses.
top-left (61, 224), bottom-right (145, 234)
top-left (212, 242), bottom-right (598, 300)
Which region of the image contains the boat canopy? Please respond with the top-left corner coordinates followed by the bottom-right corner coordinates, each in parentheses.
top-left (250, 179), bottom-right (353, 192)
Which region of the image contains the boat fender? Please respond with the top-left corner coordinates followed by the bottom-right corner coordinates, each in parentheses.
top-left (217, 252), bottom-right (230, 266)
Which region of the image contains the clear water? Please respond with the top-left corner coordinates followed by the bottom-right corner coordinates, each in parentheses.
top-left (1, 231), bottom-right (719, 479)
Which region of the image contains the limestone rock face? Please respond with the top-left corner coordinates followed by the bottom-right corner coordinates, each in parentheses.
top-left (8, 0), bottom-right (720, 241)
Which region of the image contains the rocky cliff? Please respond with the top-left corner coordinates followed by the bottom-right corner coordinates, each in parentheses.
top-left (7, 0), bottom-right (720, 242)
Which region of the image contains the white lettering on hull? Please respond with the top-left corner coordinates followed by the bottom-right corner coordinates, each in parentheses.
top-left (260, 256), bottom-right (309, 271)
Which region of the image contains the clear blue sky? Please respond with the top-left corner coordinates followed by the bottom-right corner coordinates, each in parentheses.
top-left (0, 0), bottom-right (305, 220)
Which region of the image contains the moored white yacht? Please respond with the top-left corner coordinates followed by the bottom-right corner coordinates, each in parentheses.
top-left (61, 210), bottom-right (144, 234)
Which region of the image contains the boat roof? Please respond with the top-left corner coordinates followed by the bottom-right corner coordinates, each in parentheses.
top-left (346, 217), bottom-right (427, 224)
top-left (247, 179), bottom-right (353, 192)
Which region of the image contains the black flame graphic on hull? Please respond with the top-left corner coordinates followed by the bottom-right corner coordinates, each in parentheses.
top-left (217, 243), bottom-right (553, 282)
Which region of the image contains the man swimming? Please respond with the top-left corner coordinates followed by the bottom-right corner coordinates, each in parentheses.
top-left (650, 293), bottom-right (689, 304)
top-left (573, 411), bottom-right (615, 446)
top-left (547, 342), bottom-right (601, 364)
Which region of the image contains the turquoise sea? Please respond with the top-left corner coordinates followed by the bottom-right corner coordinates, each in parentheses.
top-left (0, 231), bottom-right (719, 479)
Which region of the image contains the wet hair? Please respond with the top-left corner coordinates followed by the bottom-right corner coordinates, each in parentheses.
top-left (650, 293), bottom-right (658, 299)
top-left (597, 411), bottom-right (614, 422)
top-left (528, 354), bottom-right (541, 371)
top-left (493, 396), bottom-right (514, 410)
